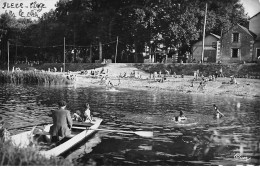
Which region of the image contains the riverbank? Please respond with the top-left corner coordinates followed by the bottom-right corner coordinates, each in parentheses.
top-left (2, 63), bottom-right (260, 98)
top-left (66, 63), bottom-right (260, 99)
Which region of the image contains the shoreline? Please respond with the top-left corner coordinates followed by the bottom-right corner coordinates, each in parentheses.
top-left (70, 73), bottom-right (260, 99)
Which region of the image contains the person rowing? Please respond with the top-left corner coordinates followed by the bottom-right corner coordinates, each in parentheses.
top-left (49, 101), bottom-right (73, 142)
top-left (174, 110), bottom-right (187, 122)
top-left (213, 104), bottom-right (224, 119)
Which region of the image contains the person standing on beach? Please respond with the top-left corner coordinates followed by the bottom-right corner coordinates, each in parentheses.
top-left (219, 67), bottom-right (224, 77)
top-left (49, 101), bottom-right (73, 142)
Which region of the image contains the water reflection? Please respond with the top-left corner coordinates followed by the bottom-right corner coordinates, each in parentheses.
top-left (0, 84), bottom-right (259, 165)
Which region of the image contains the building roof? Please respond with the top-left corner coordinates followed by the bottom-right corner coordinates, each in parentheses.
top-left (192, 33), bottom-right (220, 46)
top-left (210, 33), bottom-right (221, 39)
top-left (237, 24), bottom-right (257, 38)
top-left (249, 12), bottom-right (260, 20)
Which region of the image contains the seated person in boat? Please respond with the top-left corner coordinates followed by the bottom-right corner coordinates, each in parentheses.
top-left (72, 110), bottom-right (83, 122)
top-left (49, 101), bottom-right (73, 142)
top-left (82, 103), bottom-right (93, 122)
top-left (174, 110), bottom-right (187, 122)
top-left (213, 104), bottom-right (224, 119)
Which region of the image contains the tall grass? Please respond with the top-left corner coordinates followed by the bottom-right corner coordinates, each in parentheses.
top-left (0, 140), bottom-right (74, 166)
top-left (0, 71), bottom-right (72, 85)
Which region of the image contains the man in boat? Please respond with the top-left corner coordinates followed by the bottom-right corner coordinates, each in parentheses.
top-left (49, 101), bottom-right (73, 142)
top-left (213, 104), bottom-right (224, 119)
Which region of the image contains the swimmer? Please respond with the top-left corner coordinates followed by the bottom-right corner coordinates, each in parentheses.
top-left (213, 104), bottom-right (224, 119)
top-left (174, 110), bottom-right (187, 122)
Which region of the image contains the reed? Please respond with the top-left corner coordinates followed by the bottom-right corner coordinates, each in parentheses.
top-left (0, 71), bottom-right (72, 85)
top-left (0, 140), bottom-right (74, 166)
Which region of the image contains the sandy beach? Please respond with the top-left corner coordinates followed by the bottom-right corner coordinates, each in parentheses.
top-left (65, 63), bottom-right (260, 99)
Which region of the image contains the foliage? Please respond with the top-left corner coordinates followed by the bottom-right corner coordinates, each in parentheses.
top-left (0, 0), bottom-right (249, 64)
top-left (0, 140), bottom-right (74, 166)
top-left (0, 71), bottom-right (73, 85)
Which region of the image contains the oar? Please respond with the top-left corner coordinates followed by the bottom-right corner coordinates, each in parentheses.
top-left (72, 126), bottom-right (154, 138)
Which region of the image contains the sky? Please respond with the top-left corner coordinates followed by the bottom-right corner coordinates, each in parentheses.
top-left (240, 0), bottom-right (260, 17)
top-left (0, 0), bottom-right (259, 19)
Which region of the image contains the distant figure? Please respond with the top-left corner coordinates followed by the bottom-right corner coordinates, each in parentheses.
top-left (219, 67), bottom-right (224, 77)
top-left (191, 78), bottom-right (195, 87)
top-left (173, 72), bottom-right (177, 78)
top-left (230, 76), bottom-right (237, 84)
top-left (49, 101), bottom-right (73, 142)
top-left (213, 104), bottom-right (224, 119)
top-left (83, 103), bottom-right (93, 122)
top-left (197, 80), bottom-right (206, 90)
top-left (215, 71), bottom-right (218, 78)
top-left (100, 67), bottom-right (105, 74)
top-left (165, 70), bottom-right (170, 76)
top-left (174, 110), bottom-right (187, 122)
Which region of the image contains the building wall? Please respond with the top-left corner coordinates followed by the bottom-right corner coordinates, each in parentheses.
top-left (192, 35), bottom-right (218, 62)
top-left (221, 25), bottom-right (254, 63)
top-left (249, 13), bottom-right (260, 36)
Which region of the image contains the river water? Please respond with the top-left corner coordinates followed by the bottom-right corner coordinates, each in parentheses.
top-left (0, 83), bottom-right (259, 166)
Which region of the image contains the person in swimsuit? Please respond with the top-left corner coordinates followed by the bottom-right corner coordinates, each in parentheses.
top-left (213, 104), bottom-right (224, 119)
top-left (175, 110), bottom-right (187, 122)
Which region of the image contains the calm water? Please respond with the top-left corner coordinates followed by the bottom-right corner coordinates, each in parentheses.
top-left (0, 83), bottom-right (259, 166)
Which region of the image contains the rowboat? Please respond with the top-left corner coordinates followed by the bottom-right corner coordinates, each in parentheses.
top-left (11, 117), bottom-right (103, 158)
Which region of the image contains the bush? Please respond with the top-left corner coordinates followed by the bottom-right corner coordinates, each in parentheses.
top-left (0, 140), bottom-right (74, 166)
top-left (0, 71), bottom-right (72, 85)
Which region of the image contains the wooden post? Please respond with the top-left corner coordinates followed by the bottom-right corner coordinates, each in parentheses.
top-left (63, 37), bottom-right (65, 72)
top-left (115, 36), bottom-right (118, 63)
top-left (7, 40), bottom-right (9, 72)
top-left (99, 41), bottom-right (102, 61)
top-left (90, 44), bottom-right (92, 63)
top-left (201, 3), bottom-right (207, 63)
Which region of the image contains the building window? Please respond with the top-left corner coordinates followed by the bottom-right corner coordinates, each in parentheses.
top-left (233, 33), bottom-right (239, 42)
top-left (232, 48), bottom-right (239, 58)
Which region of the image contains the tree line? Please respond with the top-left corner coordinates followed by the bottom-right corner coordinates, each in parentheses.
top-left (0, 0), bottom-right (248, 64)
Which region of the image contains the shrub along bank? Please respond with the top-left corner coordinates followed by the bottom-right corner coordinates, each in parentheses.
top-left (0, 71), bottom-right (72, 85)
top-left (0, 140), bottom-right (73, 166)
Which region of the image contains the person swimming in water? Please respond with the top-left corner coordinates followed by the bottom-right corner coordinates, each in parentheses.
top-left (174, 110), bottom-right (187, 122)
top-left (213, 104), bottom-right (224, 119)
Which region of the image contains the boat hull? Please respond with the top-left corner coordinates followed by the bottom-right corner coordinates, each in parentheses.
top-left (11, 117), bottom-right (103, 158)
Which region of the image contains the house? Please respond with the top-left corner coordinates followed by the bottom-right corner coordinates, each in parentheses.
top-left (249, 12), bottom-right (260, 61)
top-left (191, 33), bottom-right (221, 63)
top-left (220, 24), bottom-right (256, 63)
